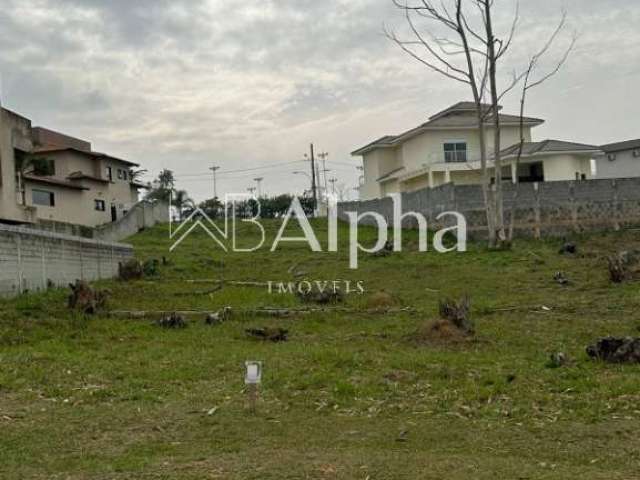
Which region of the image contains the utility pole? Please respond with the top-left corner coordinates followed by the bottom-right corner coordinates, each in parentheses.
top-left (317, 152), bottom-right (329, 199)
top-left (328, 177), bottom-right (338, 194)
top-left (309, 144), bottom-right (318, 216)
top-left (253, 177), bottom-right (264, 197)
top-left (209, 165), bottom-right (220, 199)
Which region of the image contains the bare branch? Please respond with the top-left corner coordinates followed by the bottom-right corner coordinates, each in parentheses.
top-left (496, 1), bottom-right (519, 60)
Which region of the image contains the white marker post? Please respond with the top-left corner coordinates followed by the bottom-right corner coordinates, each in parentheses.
top-left (245, 361), bottom-right (262, 413)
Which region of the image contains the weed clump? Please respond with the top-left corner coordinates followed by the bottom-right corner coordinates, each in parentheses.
top-left (607, 250), bottom-right (640, 283)
top-left (296, 283), bottom-right (344, 304)
top-left (67, 280), bottom-right (109, 314)
top-left (413, 296), bottom-right (474, 346)
top-left (156, 313), bottom-right (187, 329)
top-left (118, 259), bottom-right (144, 281)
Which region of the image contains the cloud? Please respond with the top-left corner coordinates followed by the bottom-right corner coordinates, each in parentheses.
top-left (1, 0), bottom-right (639, 200)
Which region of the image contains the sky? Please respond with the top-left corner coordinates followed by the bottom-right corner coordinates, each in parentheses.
top-left (1, 0), bottom-right (639, 202)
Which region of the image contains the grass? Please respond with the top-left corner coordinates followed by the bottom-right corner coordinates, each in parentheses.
top-left (1, 219), bottom-right (640, 479)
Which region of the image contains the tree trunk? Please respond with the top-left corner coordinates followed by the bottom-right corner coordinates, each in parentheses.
top-left (485, 1), bottom-right (505, 247)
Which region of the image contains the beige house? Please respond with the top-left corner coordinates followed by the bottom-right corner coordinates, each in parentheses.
top-left (352, 102), bottom-right (602, 200)
top-left (1, 107), bottom-right (146, 227)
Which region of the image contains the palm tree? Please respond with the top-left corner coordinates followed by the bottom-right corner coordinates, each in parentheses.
top-left (172, 189), bottom-right (194, 221)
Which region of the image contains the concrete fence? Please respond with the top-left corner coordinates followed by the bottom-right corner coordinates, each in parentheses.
top-left (339, 178), bottom-right (640, 239)
top-left (0, 224), bottom-right (134, 297)
top-left (21, 200), bottom-right (169, 243)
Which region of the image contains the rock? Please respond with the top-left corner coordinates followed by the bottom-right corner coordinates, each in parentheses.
top-left (156, 313), bottom-right (187, 329)
top-left (587, 337), bottom-right (640, 363)
top-left (245, 327), bottom-right (288, 342)
top-left (205, 307), bottom-right (232, 325)
top-left (67, 280), bottom-right (109, 314)
top-left (558, 242), bottom-right (577, 255)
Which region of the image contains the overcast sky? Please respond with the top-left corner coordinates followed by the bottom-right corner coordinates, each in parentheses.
top-left (1, 0), bottom-right (638, 201)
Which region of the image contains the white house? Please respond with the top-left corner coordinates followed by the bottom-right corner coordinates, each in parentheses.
top-left (352, 102), bottom-right (603, 200)
top-left (595, 139), bottom-right (640, 179)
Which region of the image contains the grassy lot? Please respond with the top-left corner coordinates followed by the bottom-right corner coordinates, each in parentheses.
top-left (1, 219), bottom-right (640, 479)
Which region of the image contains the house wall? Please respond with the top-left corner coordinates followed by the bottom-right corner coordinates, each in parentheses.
top-left (24, 150), bottom-right (140, 227)
top-left (400, 124), bottom-right (528, 172)
top-left (0, 224), bottom-right (133, 298)
top-left (542, 154), bottom-right (593, 181)
top-left (0, 108), bottom-right (36, 223)
top-left (595, 150), bottom-right (640, 179)
top-left (361, 149), bottom-right (398, 200)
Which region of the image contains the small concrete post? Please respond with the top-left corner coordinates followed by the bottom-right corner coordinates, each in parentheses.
top-left (533, 182), bottom-right (541, 240)
top-left (612, 179), bottom-right (621, 231)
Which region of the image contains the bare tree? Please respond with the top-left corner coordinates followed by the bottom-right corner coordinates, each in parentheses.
top-left (386, 0), bottom-right (569, 247)
top-left (507, 14), bottom-right (576, 240)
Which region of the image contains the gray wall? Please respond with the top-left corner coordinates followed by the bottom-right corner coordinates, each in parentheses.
top-left (339, 178), bottom-right (640, 239)
top-left (0, 224), bottom-right (133, 297)
top-left (95, 200), bottom-right (169, 242)
top-left (19, 199), bottom-right (169, 242)
top-left (595, 151), bottom-right (640, 180)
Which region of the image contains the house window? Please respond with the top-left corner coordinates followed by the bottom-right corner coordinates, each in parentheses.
top-left (117, 169), bottom-right (123, 180)
top-left (95, 199), bottom-right (106, 211)
top-left (122, 170), bottom-right (128, 181)
top-left (106, 166), bottom-right (113, 181)
top-left (32, 189), bottom-right (55, 207)
top-left (444, 142), bottom-right (467, 162)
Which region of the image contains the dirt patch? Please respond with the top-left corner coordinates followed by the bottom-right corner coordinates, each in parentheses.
top-left (414, 319), bottom-right (472, 346)
top-left (366, 291), bottom-right (397, 309)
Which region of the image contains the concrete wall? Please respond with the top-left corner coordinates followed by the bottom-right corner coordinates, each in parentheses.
top-left (95, 200), bottom-right (169, 242)
top-left (339, 177), bottom-right (640, 239)
top-left (0, 224), bottom-right (133, 297)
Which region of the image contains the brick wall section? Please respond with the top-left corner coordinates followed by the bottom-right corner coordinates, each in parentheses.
top-left (338, 178), bottom-right (640, 238)
top-left (0, 224), bottom-right (133, 297)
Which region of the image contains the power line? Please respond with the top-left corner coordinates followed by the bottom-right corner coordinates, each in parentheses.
top-left (175, 160), bottom-right (305, 178)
